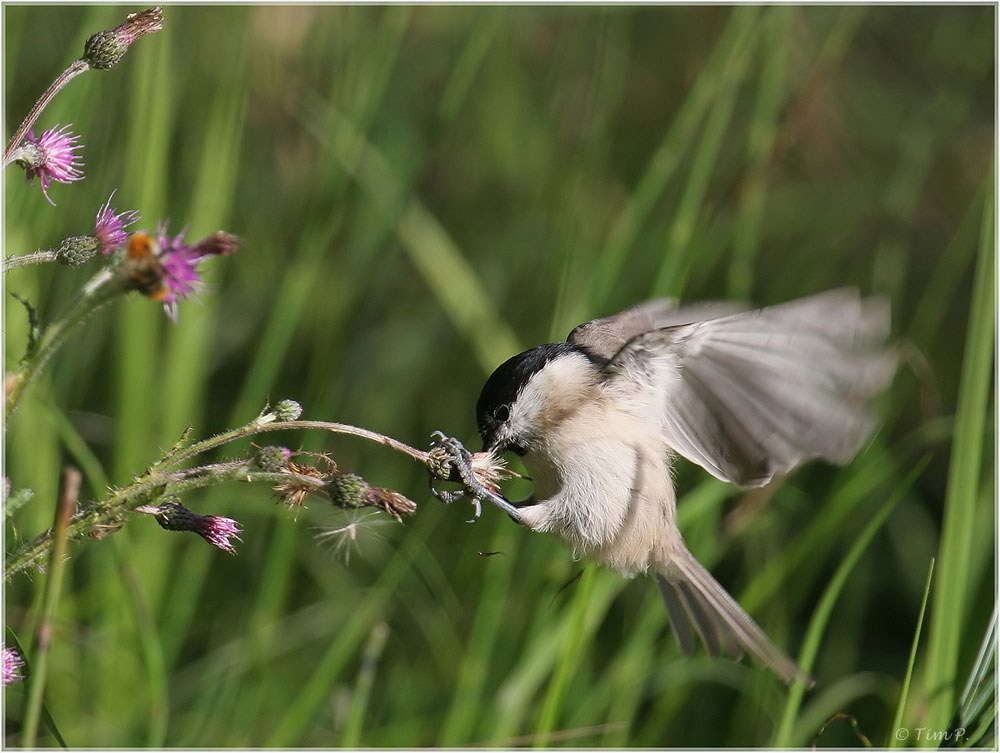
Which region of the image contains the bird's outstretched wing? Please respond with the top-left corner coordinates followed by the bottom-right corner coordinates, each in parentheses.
top-left (568, 298), bottom-right (747, 362)
top-left (601, 288), bottom-right (896, 486)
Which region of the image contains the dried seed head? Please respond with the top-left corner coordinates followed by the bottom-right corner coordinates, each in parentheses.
top-left (470, 450), bottom-right (510, 493)
top-left (82, 7), bottom-right (164, 70)
top-left (56, 235), bottom-right (100, 267)
top-left (274, 399), bottom-right (302, 422)
top-left (271, 452), bottom-right (335, 509)
top-left (364, 486), bottom-right (417, 522)
top-left (255, 445), bottom-right (292, 473)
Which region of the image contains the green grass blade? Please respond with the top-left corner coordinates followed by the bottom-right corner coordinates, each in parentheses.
top-left (651, 9), bottom-right (759, 299)
top-left (792, 672), bottom-right (893, 748)
top-left (488, 574), bottom-right (621, 742)
top-left (437, 525), bottom-right (518, 745)
top-left (921, 169), bottom-right (995, 737)
top-left (726, 7), bottom-right (791, 299)
top-left (773, 456), bottom-right (930, 747)
top-left (888, 557), bottom-right (936, 747)
top-left (22, 469), bottom-right (79, 747)
top-left (533, 564), bottom-right (597, 747)
top-left (4, 629), bottom-right (68, 748)
top-left (265, 523), bottom-right (422, 747)
top-left (591, 6), bottom-right (759, 305)
top-left (306, 101), bottom-right (522, 371)
top-left (43, 403), bottom-right (170, 746)
top-left (340, 622), bottom-right (390, 747)
top-left (956, 607), bottom-right (997, 741)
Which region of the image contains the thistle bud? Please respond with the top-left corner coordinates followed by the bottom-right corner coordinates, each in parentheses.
top-left (328, 473), bottom-right (370, 509)
top-left (255, 445), bottom-right (292, 473)
top-left (326, 473), bottom-right (416, 522)
top-left (139, 498), bottom-right (242, 555)
top-left (56, 235), bottom-right (99, 267)
top-left (82, 7), bottom-right (164, 70)
top-left (274, 399), bottom-right (302, 422)
top-left (147, 498), bottom-right (195, 531)
top-left (82, 31), bottom-right (129, 71)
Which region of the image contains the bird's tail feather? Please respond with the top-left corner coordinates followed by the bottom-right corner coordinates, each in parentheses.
top-left (657, 549), bottom-right (813, 687)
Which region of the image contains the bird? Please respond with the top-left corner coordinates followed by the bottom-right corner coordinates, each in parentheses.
top-left (474, 288), bottom-right (896, 684)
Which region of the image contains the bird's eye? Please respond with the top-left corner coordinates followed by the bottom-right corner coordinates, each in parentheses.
top-left (494, 405), bottom-right (510, 423)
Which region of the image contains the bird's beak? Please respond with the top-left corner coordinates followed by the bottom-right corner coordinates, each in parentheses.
top-left (483, 431), bottom-right (526, 457)
top-left (480, 424), bottom-right (502, 454)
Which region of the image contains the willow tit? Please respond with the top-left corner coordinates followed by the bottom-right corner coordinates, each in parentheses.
top-left (476, 288), bottom-right (895, 684)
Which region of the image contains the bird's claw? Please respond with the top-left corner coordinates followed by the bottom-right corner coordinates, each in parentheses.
top-left (427, 432), bottom-right (516, 522)
top-left (465, 497), bottom-right (482, 524)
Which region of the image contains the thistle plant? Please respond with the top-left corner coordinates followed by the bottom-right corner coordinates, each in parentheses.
top-left (3, 8), bottom-right (519, 747)
top-left (4, 403), bottom-right (511, 578)
top-left (3, 191), bottom-right (140, 271)
top-left (3, 8), bottom-right (163, 171)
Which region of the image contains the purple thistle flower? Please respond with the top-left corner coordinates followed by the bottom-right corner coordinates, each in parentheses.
top-left (155, 225), bottom-right (241, 321)
top-left (197, 515), bottom-right (242, 555)
top-left (3, 645), bottom-right (24, 686)
top-left (94, 191), bottom-right (140, 255)
top-left (18, 125), bottom-right (84, 205)
top-left (157, 225), bottom-right (200, 319)
top-left (139, 500), bottom-right (243, 555)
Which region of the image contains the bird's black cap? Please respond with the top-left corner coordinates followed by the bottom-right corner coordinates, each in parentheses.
top-left (476, 341), bottom-right (582, 451)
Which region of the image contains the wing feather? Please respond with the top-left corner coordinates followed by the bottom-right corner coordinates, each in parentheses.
top-left (568, 298), bottom-right (747, 362)
top-left (604, 288), bottom-right (895, 486)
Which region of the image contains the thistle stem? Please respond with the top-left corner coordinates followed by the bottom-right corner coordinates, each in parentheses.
top-left (4, 416), bottom-right (489, 580)
top-left (4, 464), bottom-right (333, 580)
top-left (5, 267), bottom-right (123, 420)
top-left (165, 418), bottom-right (430, 468)
top-left (3, 249), bottom-right (59, 272)
top-left (3, 60), bottom-right (90, 168)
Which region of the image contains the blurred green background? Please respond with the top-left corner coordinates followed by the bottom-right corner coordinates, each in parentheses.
top-left (3, 4), bottom-right (995, 748)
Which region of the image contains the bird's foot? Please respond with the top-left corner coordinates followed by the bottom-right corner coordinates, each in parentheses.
top-left (426, 432), bottom-right (520, 522)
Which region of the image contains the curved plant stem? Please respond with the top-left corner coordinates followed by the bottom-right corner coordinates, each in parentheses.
top-left (166, 418), bottom-right (430, 468)
top-left (3, 60), bottom-right (90, 167)
top-left (5, 268), bottom-right (123, 420)
top-left (3, 249), bottom-right (59, 272)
